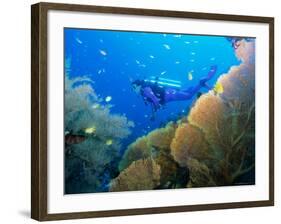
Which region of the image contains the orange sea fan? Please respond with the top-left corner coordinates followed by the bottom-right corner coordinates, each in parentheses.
top-left (110, 158), bottom-right (161, 192)
top-left (118, 136), bottom-right (150, 171)
top-left (187, 93), bottom-right (225, 148)
top-left (217, 63), bottom-right (255, 108)
top-left (119, 122), bottom-right (177, 171)
top-left (186, 158), bottom-right (216, 187)
top-left (148, 122), bottom-right (177, 151)
top-left (171, 123), bottom-right (209, 167)
top-left (235, 40), bottom-right (255, 64)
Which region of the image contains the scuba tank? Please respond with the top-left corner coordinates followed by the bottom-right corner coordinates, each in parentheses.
top-left (144, 76), bottom-right (182, 89)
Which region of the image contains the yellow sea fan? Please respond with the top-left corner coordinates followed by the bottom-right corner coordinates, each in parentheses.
top-left (110, 158), bottom-right (161, 192)
top-left (147, 122), bottom-right (176, 151)
top-left (118, 136), bottom-right (150, 171)
top-left (171, 123), bottom-right (209, 167)
top-left (188, 93), bottom-right (225, 147)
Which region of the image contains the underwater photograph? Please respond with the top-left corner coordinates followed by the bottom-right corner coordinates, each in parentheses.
top-left (64, 28), bottom-right (255, 194)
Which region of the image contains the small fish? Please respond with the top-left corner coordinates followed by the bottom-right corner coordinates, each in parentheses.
top-left (107, 104), bottom-right (115, 109)
top-left (75, 37), bottom-right (83, 44)
top-left (99, 50), bottom-right (107, 56)
top-left (144, 114), bottom-right (149, 118)
top-left (105, 96), bottom-right (112, 102)
top-left (135, 60), bottom-right (140, 64)
top-left (92, 103), bottom-right (100, 109)
top-left (163, 34), bottom-right (167, 37)
top-left (106, 139), bottom-right (113, 146)
top-left (160, 71), bottom-right (167, 75)
top-left (85, 127), bottom-right (96, 134)
top-left (213, 82), bottom-right (224, 94)
top-left (99, 39), bottom-right (104, 43)
top-left (149, 55), bottom-right (155, 59)
top-left (163, 44), bottom-right (171, 50)
top-left (190, 59), bottom-right (195, 62)
top-left (185, 41), bottom-right (191, 44)
top-left (174, 35), bottom-right (181, 38)
top-left (188, 72), bottom-right (193, 80)
top-left (98, 69), bottom-right (102, 74)
top-left (190, 52), bottom-right (196, 55)
top-left (193, 40), bottom-right (199, 43)
top-left (175, 61), bottom-right (180, 64)
top-left (210, 57), bottom-right (216, 61)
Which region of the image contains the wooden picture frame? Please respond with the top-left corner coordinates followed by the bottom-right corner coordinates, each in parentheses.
top-left (31, 2), bottom-right (274, 221)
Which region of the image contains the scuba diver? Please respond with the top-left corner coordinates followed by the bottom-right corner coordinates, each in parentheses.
top-left (132, 65), bottom-right (217, 120)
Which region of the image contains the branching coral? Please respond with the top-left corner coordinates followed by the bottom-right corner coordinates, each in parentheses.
top-left (64, 71), bottom-right (134, 193)
top-left (110, 158), bottom-right (161, 192)
top-left (65, 76), bottom-right (133, 138)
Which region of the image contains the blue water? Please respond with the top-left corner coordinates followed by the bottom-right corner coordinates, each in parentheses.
top-left (64, 28), bottom-right (240, 150)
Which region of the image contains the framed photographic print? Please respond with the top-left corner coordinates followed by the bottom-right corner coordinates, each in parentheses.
top-left (31, 2), bottom-right (274, 221)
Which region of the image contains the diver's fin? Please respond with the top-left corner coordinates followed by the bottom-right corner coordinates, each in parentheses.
top-left (199, 65), bottom-right (217, 87)
top-left (207, 65), bottom-right (217, 79)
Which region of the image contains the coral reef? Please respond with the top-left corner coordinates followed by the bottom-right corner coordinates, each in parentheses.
top-left (186, 158), bottom-right (216, 187)
top-left (187, 94), bottom-right (225, 148)
top-left (110, 158), bottom-right (161, 192)
top-left (64, 73), bottom-right (134, 193)
top-left (171, 40), bottom-right (255, 187)
top-left (117, 122), bottom-right (189, 189)
top-left (171, 123), bottom-right (210, 167)
top-left (66, 40), bottom-right (256, 193)
top-left (118, 122), bottom-right (176, 171)
top-left (118, 136), bottom-right (151, 172)
top-left (115, 40), bottom-right (255, 190)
